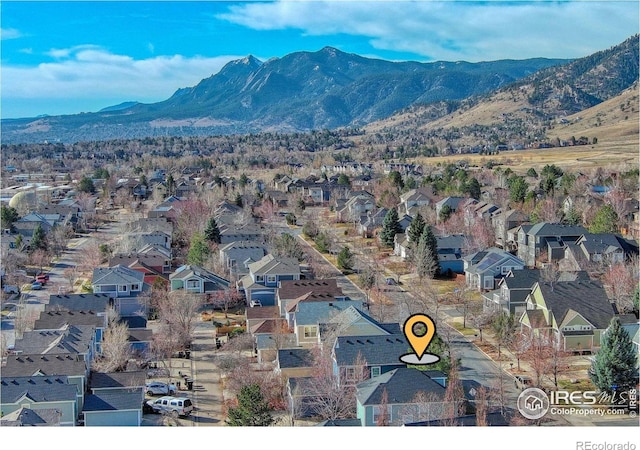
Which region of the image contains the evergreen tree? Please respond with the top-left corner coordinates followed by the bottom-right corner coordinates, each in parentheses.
top-left (187, 232), bottom-right (210, 266)
top-left (166, 174), bottom-right (176, 196)
top-left (30, 223), bottom-right (47, 252)
top-left (414, 225), bottom-right (440, 279)
top-left (589, 205), bottom-right (619, 234)
top-left (226, 384), bottom-right (275, 426)
top-left (337, 246), bottom-right (354, 272)
top-left (77, 176), bottom-right (96, 194)
top-left (379, 207), bottom-right (402, 247)
top-left (508, 176), bottom-right (528, 203)
top-left (439, 204), bottom-right (453, 222)
top-left (590, 317), bottom-right (638, 394)
top-left (464, 178), bottom-right (481, 200)
top-left (408, 212), bottom-right (425, 244)
top-left (1, 205), bottom-right (19, 232)
top-left (204, 216), bottom-right (221, 244)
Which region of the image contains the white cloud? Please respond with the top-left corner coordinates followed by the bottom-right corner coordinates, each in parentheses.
top-left (217, 0), bottom-right (639, 61)
top-left (2, 46), bottom-right (242, 103)
top-left (1, 27), bottom-right (23, 40)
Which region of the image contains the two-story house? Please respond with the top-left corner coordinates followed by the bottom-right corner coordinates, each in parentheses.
top-left (519, 279), bottom-right (616, 353)
top-left (91, 265), bottom-right (147, 317)
top-left (218, 241), bottom-right (268, 278)
top-left (463, 247), bottom-right (525, 291)
top-left (516, 223), bottom-right (587, 267)
top-left (238, 254), bottom-right (301, 307)
top-left (169, 264), bottom-right (230, 295)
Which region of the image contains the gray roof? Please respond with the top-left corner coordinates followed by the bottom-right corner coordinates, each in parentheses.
top-left (277, 348), bottom-right (315, 369)
top-left (526, 222), bottom-right (587, 237)
top-left (356, 368), bottom-right (446, 406)
top-left (89, 371), bottom-right (146, 390)
top-left (170, 264), bottom-right (230, 288)
top-left (294, 301), bottom-right (363, 326)
top-left (333, 334), bottom-right (408, 366)
top-left (500, 269), bottom-right (541, 290)
top-left (535, 280), bottom-right (615, 329)
top-left (248, 254), bottom-right (300, 276)
top-left (256, 334), bottom-right (298, 351)
top-left (436, 234), bottom-right (466, 251)
top-left (34, 310), bottom-right (105, 330)
top-left (82, 389), bottom-right (144, 412)
top-left (92, 265), bottom-right (144, 286)
top-left (1, 376), bottom-right (77, 403)
top-left (46, 293), bottom-right (113, 313)
top-left (13, 325), bottom-right (95, 355)
top-left (1, 354), bottom-right (87, 378)
top-left (0, 407), bottom-right (62, 426)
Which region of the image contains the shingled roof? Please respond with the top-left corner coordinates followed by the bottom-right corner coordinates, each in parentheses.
top-left (333, 334), bottom-right (408, 366)
top-left (356, 368), bottom-right (446, 406)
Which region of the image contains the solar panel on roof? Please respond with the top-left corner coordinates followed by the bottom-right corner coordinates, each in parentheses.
top-left (475, 252), bottom-right (504, 271)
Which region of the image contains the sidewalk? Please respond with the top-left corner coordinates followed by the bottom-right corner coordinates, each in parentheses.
top-left (189, 326), bottom-right (226, 426)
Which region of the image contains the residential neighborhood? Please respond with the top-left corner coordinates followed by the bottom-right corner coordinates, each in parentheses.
top-left (1, 150), bottom-right (638, 429)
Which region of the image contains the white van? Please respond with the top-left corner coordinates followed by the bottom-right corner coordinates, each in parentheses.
top-left (146, 396), bottom-right (193, 417)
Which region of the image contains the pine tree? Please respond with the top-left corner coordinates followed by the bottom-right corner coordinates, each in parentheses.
top-left (414, 225), bottom-right (440, 279)
top-left (590, 317), bottom-right (638, 394)
top-left (30, 223), bottom-right (47, 252)
top-left (226, 384), bottom-right (275, 426)
top-left (187, 232), bottom-right (210, 267)
top-left (337, 246), bottom-right (354, 272)
top-left (204, 216), bottom-right (221, 244)
top-left (380, 207), bottom-right (402, 247)
top-left (589, 205), bottom-right (619, 234)
top-left (408, 212), bottom-right (425, 244)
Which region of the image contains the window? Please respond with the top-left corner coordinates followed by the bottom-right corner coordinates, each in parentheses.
top-left (345, 367), bottom-right (356, 380)
top-left (186, 279), bottom-right (200, 289)
top-left (303, 326), bottom-right (317, 338)
top-left (118, 285), bottom-right (127, 292)
top-left (256, 275), bottom-right (264, 282)
top-left (267, 275), bottom-right (277, 283)
top-left (371, 367), bottom-right (381, 378)
top-left (130, 284), bottom-right (138, 291)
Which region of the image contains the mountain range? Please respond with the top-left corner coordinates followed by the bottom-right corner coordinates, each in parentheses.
top-left (1, 35), bottom-right (637, 144)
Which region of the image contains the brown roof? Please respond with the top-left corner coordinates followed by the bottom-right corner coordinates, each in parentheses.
top-left (245, 306), bottom-right (280, 320)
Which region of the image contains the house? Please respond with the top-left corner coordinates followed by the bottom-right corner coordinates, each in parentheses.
top-left (491, 209), bottom-right (529, 251)
top-left (564, 233), bottom-right (638, 268)
top-left (82, 389), bottom-right (144, 426)
top-left (109, 253), bottom-right (172, 284)
top-left (170, 264), bottom-right (230, 295)
top-left (33, 310), bottom-right (106, 353)
top-left (255, 333), bottom-right (298, 364)
top-left (91, 265), bottom-right (148, 317)
top-left (46, 293), bottom-right (114, 314)
top-left (0, 407), bottom-right (63, 426)
top-left (238, 254), bottom-right (301, 307)
top-left (519, 279), bottom-right (616, 353)
top-left (219, 242), bottom-right (268, 278)
top-left (516, 223), bottom-right (587, 267)
top-left (88, 371), bottom-right (146, 396)
top-left (436, 234), bottom-right (466, 275)
top-left (435, 196), bottom-right (466, 221)
top-left (464, 247), bottom-right (525, 291)
top-left (355, 368), bottom-right (454, 426)
top-left (128, 217), bottom-right (173, 235)
top-left (0, 376), bottom-right (79, 426)
top-left (219, 223), bottom-right (265, 245)
top-left (399, 188), bottom-right (432, 216)
top-left (358, 208), bottom-right (388, 238)
top-left (12, 326), bottom-right (97, 368)
top-left (276, 348), bottom-right (316, 379)
top-left (277, 279), bottom-right (346, 316)
top-left (332, 334), bottom-right (408, 385)
top-left (336, 191), bottom-right (376, 223)
top-left (291, 301), bottom-right (365, 347)
top-left (318, 305), bottom-right (399, 344)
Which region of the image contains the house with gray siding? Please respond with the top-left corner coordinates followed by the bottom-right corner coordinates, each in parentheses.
top-left (464, 247), bottom-right (525, 291)
top-left (516, 223), bottom-right (587, 267)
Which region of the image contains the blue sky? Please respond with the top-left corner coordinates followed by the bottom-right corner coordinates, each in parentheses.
top-left (1, 1), bottom-right (638, 119)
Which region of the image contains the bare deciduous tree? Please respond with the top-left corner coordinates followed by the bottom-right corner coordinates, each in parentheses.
top-left (93, 310), bottom-right (133, 372)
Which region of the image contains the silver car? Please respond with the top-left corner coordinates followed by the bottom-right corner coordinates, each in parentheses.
top-left (145, 381), bottom-right (177, 396)
top-left (146, 396), bottom-right (193, 417)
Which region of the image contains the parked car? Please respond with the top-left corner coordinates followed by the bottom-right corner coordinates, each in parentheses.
top-left (3, 285), bottom-right (20, 295)
top-left (146, 396), bottom-right (193, 417)
top-left (249, 299), bottom-right (262, 307)
top-left (145, 381), bottom-right (177, 396)
top-left (30, 282), bottom-right (43, 290)
top-left (35, 274), bottom-right (49, 284)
